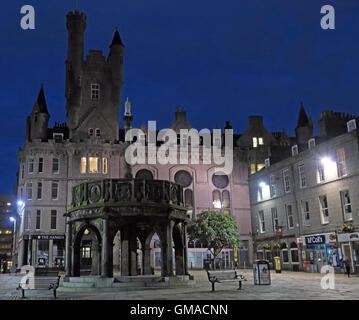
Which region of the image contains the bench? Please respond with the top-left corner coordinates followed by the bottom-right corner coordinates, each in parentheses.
top-left (207, 270), bottom-right (247, 292)
top-left (16, 268), bottom-right (60, 299)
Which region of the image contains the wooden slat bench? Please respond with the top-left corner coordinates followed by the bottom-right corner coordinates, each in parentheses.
top-left (16, 268), bottom-right (60, 299)
top-left (207, 270), bottom-right (247, 292)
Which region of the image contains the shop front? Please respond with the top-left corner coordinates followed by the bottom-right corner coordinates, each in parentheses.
top-left (300, 233), bottom-right (337, 273)
top-left (337, 232), bottom-right (359, 274)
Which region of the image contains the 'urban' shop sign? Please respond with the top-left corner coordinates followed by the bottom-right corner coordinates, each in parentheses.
top-left (305, 235), bottom-right (325, 245)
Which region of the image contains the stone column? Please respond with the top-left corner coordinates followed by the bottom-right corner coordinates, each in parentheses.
top-left (175, 246), bottom-right (185, 275)
top-left (31, 239), bottom-right (37, 266)
top-left (160, 220), bottom-right (174, 277)
top-left (121, 228), bottom-right (130, 276)
top-left (183, 223), bottom-right (189, 275)
top-left (143, 248), bottom-right (152, 275)
top-left (48, 239), bottom-right (53, 268)
top-left (91, 240), bottom-right (101, 275)
top-left (101, 218), bottom-right (111, 277)
top-left (71, 243), bottom-right (80, 277)
top-left (129, 226), bottom-right (137, 276)
top-left (65, 222), bottom-right (72, 276)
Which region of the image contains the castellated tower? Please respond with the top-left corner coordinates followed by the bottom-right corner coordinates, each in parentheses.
top-left (65, 10), bottom-right (124, 142)
top-left (25, 86), bottom-right (50, 142)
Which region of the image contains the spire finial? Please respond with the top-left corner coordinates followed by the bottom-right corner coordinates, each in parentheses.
top-left (124, 97), bottom-right (131, 116)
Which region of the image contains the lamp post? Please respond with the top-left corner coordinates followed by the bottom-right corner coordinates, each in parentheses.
top-left (9, 217), bottom-right (16, 267)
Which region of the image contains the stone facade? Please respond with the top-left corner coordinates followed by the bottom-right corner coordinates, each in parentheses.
top-left (249, 110), bottom-right (359, 273)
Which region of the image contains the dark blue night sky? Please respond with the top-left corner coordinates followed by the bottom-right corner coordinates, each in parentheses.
top-left (0, 0), bottom-right (359, 194)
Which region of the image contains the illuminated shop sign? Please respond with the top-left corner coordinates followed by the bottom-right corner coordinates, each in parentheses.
top-left (305, 235), bottom-right (325, 245)
top-left (24, 235), bottom-right (65, 240)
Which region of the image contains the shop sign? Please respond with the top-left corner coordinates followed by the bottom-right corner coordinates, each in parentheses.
top-left (325, 233), bottom-right (337, 244)
top-left (297, 237), bottom-right (303, 244)
top-left (305, 235), bottom-right (325, 245)
top-left (337, 233), bottom-right (359, 242)
top-left (33, 235), bottom-right (65, 240)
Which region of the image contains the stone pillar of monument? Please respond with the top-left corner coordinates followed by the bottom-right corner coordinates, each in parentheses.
top-left (72, 243), bottom-right (80, 277)
top-left (91, 240), bottom-right (101, 275)
top-left (120, 228), bottom-right (130, 276)
top-left (65, 221), bottom-right (72, 276)
top-left (143, 248), bottom-right (152, 275)
top-left (175, 246), bottom-right (185, 275)
top-left (160, 220), bottom-right (174, 277)
top-left (101, 218), bottom-right (112, 277)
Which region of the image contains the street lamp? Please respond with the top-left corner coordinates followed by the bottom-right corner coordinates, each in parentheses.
top-left (9, 217), bottom-right (16, 269)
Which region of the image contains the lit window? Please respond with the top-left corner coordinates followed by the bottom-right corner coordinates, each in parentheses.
top-left (5, 230), bottom-right (12, 234)
top-left (91, 84), bottom-right (100, 100)
top-left (257, 164), bottom-right (265, 172)
top-left (212, 190), bottom-right (221, 209)
top-left (252, 137), bottom-right (258, 148)
top-left (102, 158), bottom-right (108, 174)
top-left (258, 137), bottom-right (264, 145)
top-left (81, 157), bottom-right (87, 173)
top-left (340, 190), bottom-right (352, 221)
top-left (89, 157), bottom-right (99, 173)
top-left (250, 164), bottom-right (256, 174)
top-left (6, 202), bottom-right (11, 206)
top-left (52, 158), bottom-right (59, 174)
top-left (222, 190), bottom-right (230, 209)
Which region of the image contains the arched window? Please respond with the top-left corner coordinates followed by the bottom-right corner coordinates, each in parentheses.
top-left (212, 190), bottom-right (221, 209)
top-left (184, 189), bottom-right (193, 208)
top-left (222, 190), bottom-right (230, 208)
top-left (174, 170), bottom-right (192, 187)
top-left (212, 174), bottom-right (229, 189)
top-left (135, 169), bottom-right (153, 180)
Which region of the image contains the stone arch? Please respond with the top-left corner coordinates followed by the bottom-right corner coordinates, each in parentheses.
top-left (72, 222), bottom-right (102, 277)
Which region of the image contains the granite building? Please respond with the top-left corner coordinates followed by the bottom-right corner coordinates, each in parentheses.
top-left (249, 107), bottom-right (359, 273)
top-left (15, 10), bottom-right (253, 272)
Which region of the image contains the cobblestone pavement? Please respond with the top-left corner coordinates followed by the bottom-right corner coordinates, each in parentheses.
top-left (0, 269), bottom-right (358, 300)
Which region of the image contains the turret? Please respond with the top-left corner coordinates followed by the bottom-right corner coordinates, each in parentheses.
top-left (295, 103), bottom-right (313, 145)
top-left (27, 86), bottom-right (50, 141)
top-left (108, 29), bottom-right (125, 107)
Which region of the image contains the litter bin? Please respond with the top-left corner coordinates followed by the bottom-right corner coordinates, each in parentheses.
top-left (274, 256), bottom-right (281, 273)
top-left (253, 260), bottom-right (271, 285)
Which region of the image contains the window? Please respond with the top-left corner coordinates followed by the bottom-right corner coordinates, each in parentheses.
top-left (95, 128), bottom-right (101, 137)
top-left (340, 190), bottom-right (352, 221)
top-left (282, 249), bottom-right (289, 263)
top-left (26, 183), bottom-right (33, 200)
top-left (271, 208), bottom-right (279, 232)
top-left (88, 128), bottom-right (94, 137)
top-left (81, 157), bottom-right (87, 173)
top-left (38, 158), bottom-right (43, 173)
top-left (337, 149), bottom-right (347, 177)
top-left (135, 169), bottom-right (153, 180)
top-left (81, 247), bottom-right (91, 259)
top-left (257, 164), bottom-right (265, 172)
top-left (51, 181), bottom-right (59, 200)
top-left (298, 164), bottom-right (306, 188)
top-left (347, 119), bottom-right (357, 132)
top-left (250, 164), bottom-right (256, 175)
top-left (252, 137), bottom-right (258, 148)
top-left (286, 204), bottom-right (294, 229)
top-left (36, 210), bottom-right (41, 230)
top-left (53, 133), bottom-right (63, 143)
top-left (258, 137), bottom-right (264, 145)
top-left (91, 83), bottom-right (100, 100)
top-left (52, 158), bottom-right (59, 174)
top-left (283, 169), bottom-right (290, 193)
top-left (176, 170), bottom-right (193, 188)
top-left (51, 210), bottom-right (57, 230)
top-left (24, 210), bottom-right (31, 230)
top-left (212, 190), bottom-right (221, 209)
top-left (21, 164), bottom-right (24, 179)
top-left (308, 138), bottom-right (316, 149)
top-left (317, 162), bottom-right (325, 182)
top-left (302, 201), bottom-right (310, 226)
top-left (37, 182), bottom-right (42, 200)
top-left (89, 157), bottom-right (99, 173)
top-left (184, 189), bottom-right (193, 208)
top-left (269, 175), bottom-right (276, 198)
top-left (319, 195), bottom-right (329, 224)
top-left (102, 158), bottom-right (108, 174)
top-left (265, 158), bottom-right (270, 168)
top-left (28, 158), bottom-right (34, 174)
top-left (291, 145), bottom-right (298, 156)
top-left (222, 190), bottom-right (230, 215)
top-left (258, 210), bottom-right (265, 233)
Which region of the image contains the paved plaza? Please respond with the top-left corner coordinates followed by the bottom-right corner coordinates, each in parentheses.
top-left (0, 269), bottom-right (358, 300)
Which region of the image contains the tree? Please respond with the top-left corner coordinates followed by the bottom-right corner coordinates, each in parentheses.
top-left (187, 210), bottom-right (242, 262)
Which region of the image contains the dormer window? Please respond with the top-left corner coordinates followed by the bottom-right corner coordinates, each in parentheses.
top-left (308, 138), bottom-right (316, 149)
top-left (291, 145), bottom-right (298, 156)
top-left (95, 128), bottom-right (101, 137)
top-left (88, 128), bottom-right (94, 137)
top-left (347, 119), bottom-right (357, 132)
top-left (53, 133), bottom-right (63, 143)
top-left (91, 83), bottom-right (100, 100)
